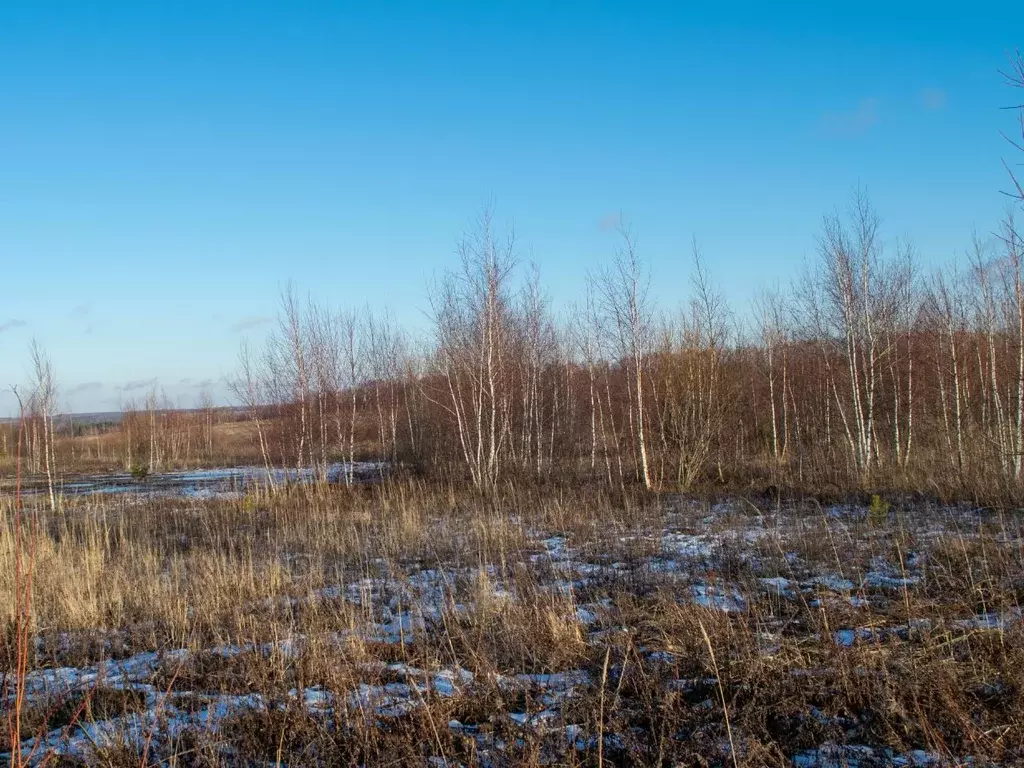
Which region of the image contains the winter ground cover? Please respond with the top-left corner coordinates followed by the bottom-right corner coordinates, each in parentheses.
top-left (3, 483), bottom-right (1023, 766)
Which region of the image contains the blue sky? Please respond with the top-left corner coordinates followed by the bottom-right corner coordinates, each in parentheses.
top-left (0, 1), bottom-right (1021, 414)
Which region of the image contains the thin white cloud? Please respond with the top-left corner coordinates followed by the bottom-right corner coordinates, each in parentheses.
top-left (821, 98), bottom-right (879, 136)
top-left (0, 319), bottom-right (27, 334)
top-left (120, 378), bottom-right (158, 392)
top-left (597, 212), bottom-right (623, 232)
top-left (229, 315), bottom-right (274, 332)
top-left (918, 87), bottom-right (948, 111)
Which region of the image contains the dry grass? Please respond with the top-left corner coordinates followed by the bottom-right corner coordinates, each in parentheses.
top-left (2, 480), bottom-right (1023, 765)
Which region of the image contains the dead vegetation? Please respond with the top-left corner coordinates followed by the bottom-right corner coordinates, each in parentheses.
top-left (1, 480), bottom-right (1022, 766)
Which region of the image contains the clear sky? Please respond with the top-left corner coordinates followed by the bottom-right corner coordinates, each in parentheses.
top-left (0, 1), bottom-right (1021, 414)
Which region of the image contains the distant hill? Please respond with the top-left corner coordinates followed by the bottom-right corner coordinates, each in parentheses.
top-left (59, 411), bottom-right (124, 427)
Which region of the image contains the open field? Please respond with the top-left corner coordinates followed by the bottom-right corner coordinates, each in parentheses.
top-left (0, 421), bottom-right (285, 479)
top-left (3, 480), bottom-right (1023, 766)
top-left (4, 8), bottom-right (1024, 768)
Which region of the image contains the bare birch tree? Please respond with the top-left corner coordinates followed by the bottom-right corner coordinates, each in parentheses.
top-left (599, 225), bottom-right (653, 489)
top-left (428, 208), bottom-right (517, 490)
top-left (230, 340), bottom-right (277, 491)
top-left (29, 340), bottom-right (58, 512)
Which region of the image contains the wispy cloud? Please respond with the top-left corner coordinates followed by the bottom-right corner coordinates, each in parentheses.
top-left (120, 378), bottom-right (158, 392)
top-left (0, 319), bottom-right (27, 334)
top-left (70, 304), bottom-right (90, 318)
top-left (176, 376), bottom-right (216, 389)
top-left (69, 381), bottom-right (104, 394)
top-left (918, 87), bottom-right (948, 111)
top-left (821, 98), bottom-right (879, 136)
top-left (597, 211), bottom-right (623, 232)
top-left (229, 315), bottom-right (274, 333)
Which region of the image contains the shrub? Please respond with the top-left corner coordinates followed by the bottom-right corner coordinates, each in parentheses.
top-left (868, 493), bottom-right (891, 527)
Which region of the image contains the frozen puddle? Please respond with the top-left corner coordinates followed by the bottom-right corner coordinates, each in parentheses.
top-left (9, 461), bottom-right (387, 500)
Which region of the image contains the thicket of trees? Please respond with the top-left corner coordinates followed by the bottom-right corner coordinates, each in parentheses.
top-left (7, 209), bottom-right (1024, 497)
top-left (224, 55), bottom-right (1024, 497)
top-left (118, 390), bottom-right (220, 473)
top-left (224, 190), bottom-right (1024, 498)
top-left (1, 383), bottom-right (222, 484)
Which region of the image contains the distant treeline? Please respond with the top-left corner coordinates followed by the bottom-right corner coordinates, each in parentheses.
top-left (206, 193), bottom-right (1024, 501)
top-left (7, 197), bottom-right (1024, 502)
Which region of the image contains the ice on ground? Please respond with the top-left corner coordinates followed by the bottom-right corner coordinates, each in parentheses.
top-left (864, 572), bottom-right (921, 589)
top-left (954, 607), bottom-right (1023, 631)
top-left (575, 606), bottom-right (598, 624)
top-left (661, 532), bottom-right (716, 558)
top-left (537, 535), bottom-right (571, 561)
top-left (509, 709), bottom-right (560, 727)
top-left (510, 670), bottom-right (591, 691)
top-left (793, 743), bottom-right (942, 767)
top-left (691, 583), bottom-right (747, 612)
top-left (808, 575), bottom-right (855, 591)
top-left (760, 576), bottom-right (795, 595)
